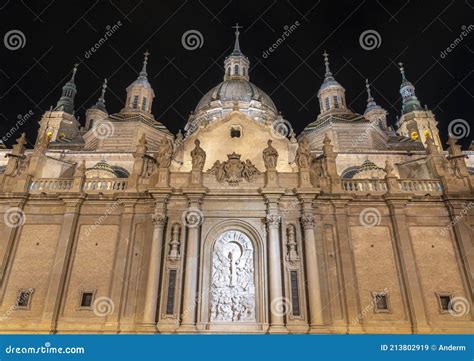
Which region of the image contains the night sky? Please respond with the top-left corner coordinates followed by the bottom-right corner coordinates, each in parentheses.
top-left (0, 0), bottom-right (473, 148)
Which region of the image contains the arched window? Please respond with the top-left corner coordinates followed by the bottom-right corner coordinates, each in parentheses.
top-left (333, 95), bottom-right (339, 109)
top-left (132, 95), bottom-right (139, 109)
top-left (325, 97), bottom-right (330, 111)
top-left (227, 67), bottom-right (231, 75)
top-left (243, 67), bottom-right (246, 77)
top-left (141, 97), bottom-right (147, 111)
top-left (234, 64), bottom-right (239, 75)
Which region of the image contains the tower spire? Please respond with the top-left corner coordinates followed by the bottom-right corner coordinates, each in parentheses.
top-left (224, 24), bottom-right (249, 81)
top-left (231, 23), bottom-right (243, 55)
top-left (54, 64), bottom-right (79, 114)
top-left (398, 62), bottom-right (422, 114)
top-left (139, 51), bottom-right (149, 78)
top-left (323, 51), bottom-right (333, 79)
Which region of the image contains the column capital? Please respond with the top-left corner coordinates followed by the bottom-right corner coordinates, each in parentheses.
top-left (301, 214), bottom-right (315, 229)
top-left (265, 214), bottom-right (281, 229)
top-left (152, 212), bottom-right (167, 227)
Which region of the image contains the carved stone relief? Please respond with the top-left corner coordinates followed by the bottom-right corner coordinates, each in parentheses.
top-left (210, 230), bottom-right (256, 322)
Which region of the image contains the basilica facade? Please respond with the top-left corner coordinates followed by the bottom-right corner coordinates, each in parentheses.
top-left (0, 28), bottom-right (473, 334)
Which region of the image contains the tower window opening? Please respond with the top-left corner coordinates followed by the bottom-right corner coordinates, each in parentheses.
top-left (132, 95), bottom-right (139, 109)
top-left (80, 291), bottom-right (94, 308)
top-left (234, 64), bottom-right (239, 75)
top-left (325, 97), bottom-right (330, 111)
top-left (141, 97), bottom-right (147, 111)
top-left (334, 95), bottom-right (339, 109)
top-left (227, 67), bottom-right (231, 75)
top-left (16, 288), bottom-right (33, 309)
top-left (243, 67), bottom-right (246, 77)
top-left (230, 127), bottom-right (241, 138)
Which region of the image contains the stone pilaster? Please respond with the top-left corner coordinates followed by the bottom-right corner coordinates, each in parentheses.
top-left (266, 213), bottom-right (288, 333)
top-left (331, 199), bottom-right (360, 333)
top-left (178, 190), bottom-right (206, 332)
top-left (143, 211), bottom-right (167, 325)
top-left (385, 197), bottom-right (431, 333)
top-left (40, 196), bottom-right (85, 331)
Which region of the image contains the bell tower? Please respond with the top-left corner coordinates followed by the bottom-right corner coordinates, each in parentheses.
top-left (396, 62), bottom-right (442, 149)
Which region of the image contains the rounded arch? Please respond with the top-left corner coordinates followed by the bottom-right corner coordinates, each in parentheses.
top-left (198, 219), bottom-right (267, 331)
top-left (341, 166), bottom-right (359, 179)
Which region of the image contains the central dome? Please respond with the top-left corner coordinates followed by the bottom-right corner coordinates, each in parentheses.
top-left (184, 25), bottom-right (280, 136)
top-left (195, 79), bottom-right (277, 114)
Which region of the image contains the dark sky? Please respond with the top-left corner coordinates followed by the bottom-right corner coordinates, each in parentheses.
top-left (0, 0), bottom-right (473, 148)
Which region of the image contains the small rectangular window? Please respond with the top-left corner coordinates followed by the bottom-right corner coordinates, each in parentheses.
top-left (166, 270), bottom-right (177, 315)
top-left (132, 95), bottom-right (139, 109)
top-left (325, 97), bottom-right (330, 111)
top-left (290, 271), bottom-right (300, 316)
top-left (16, 288), bottom-right (33, 309)
top-left (333, 95), bottom-right (339, 108)
top-left (81, 292), bottom-right (94, 308)
top-left (437, 293), bottom-right (453, 312)
top-left (372, 291), bottom-right (390, 312)
top-left (141, 97), bottom-right (147, 111)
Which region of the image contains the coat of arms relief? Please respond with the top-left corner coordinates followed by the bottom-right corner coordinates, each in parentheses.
top-left (208, 152), bottom-right (261, 186)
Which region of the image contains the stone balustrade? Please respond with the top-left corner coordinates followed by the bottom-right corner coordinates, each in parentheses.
top-left (82, 178), bottom-right (128, 191)
top-left (341, 178), bottom-right (443, 194)
top-left (341, 179), bottom-right (388, 193)
top-left (398, 179), bottom-right (443, 193)
top-left (28, 178), bottom-right (128, 193)
top-left (29, 178), bottom-right (73, 192)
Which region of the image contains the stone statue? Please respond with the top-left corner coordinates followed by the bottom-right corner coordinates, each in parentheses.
top-left (296, 135), bottom-right (312, 169)
top-left (173, 129), bottom-right (184, 165)
top-left (157, 137), bottom-right (173, 169)
top-left (209, 160), bottom-right (226, 182)
top-left (191, 139), bottom-right (206, 171)
top-left (262, 140), bottom-right (278, 170)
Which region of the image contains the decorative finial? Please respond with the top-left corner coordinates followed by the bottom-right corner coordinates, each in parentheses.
top-left (323, 51), bottom-right (332, 77)
top-left (398, 62), bottom-right (407, 81)
top-left (140, 50), bottom-right (149, 77)
top-left (365, 78), bottom-right (374, 102)
top-left (232, 23), bottom-right (243, 54)
top-left (71, 63), bottom-right (79, 81)
top-left (98, 78), bottom-right (107, 103)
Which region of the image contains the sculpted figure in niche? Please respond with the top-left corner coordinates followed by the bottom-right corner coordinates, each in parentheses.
top-left (157, 137), bottom-right (174, 169)
top-left (262, 140), bottom-right (279, 170)
top-left (296, 135), bottom-right (312, 169)
top-left (191, 139), bottom-right (206, 171)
